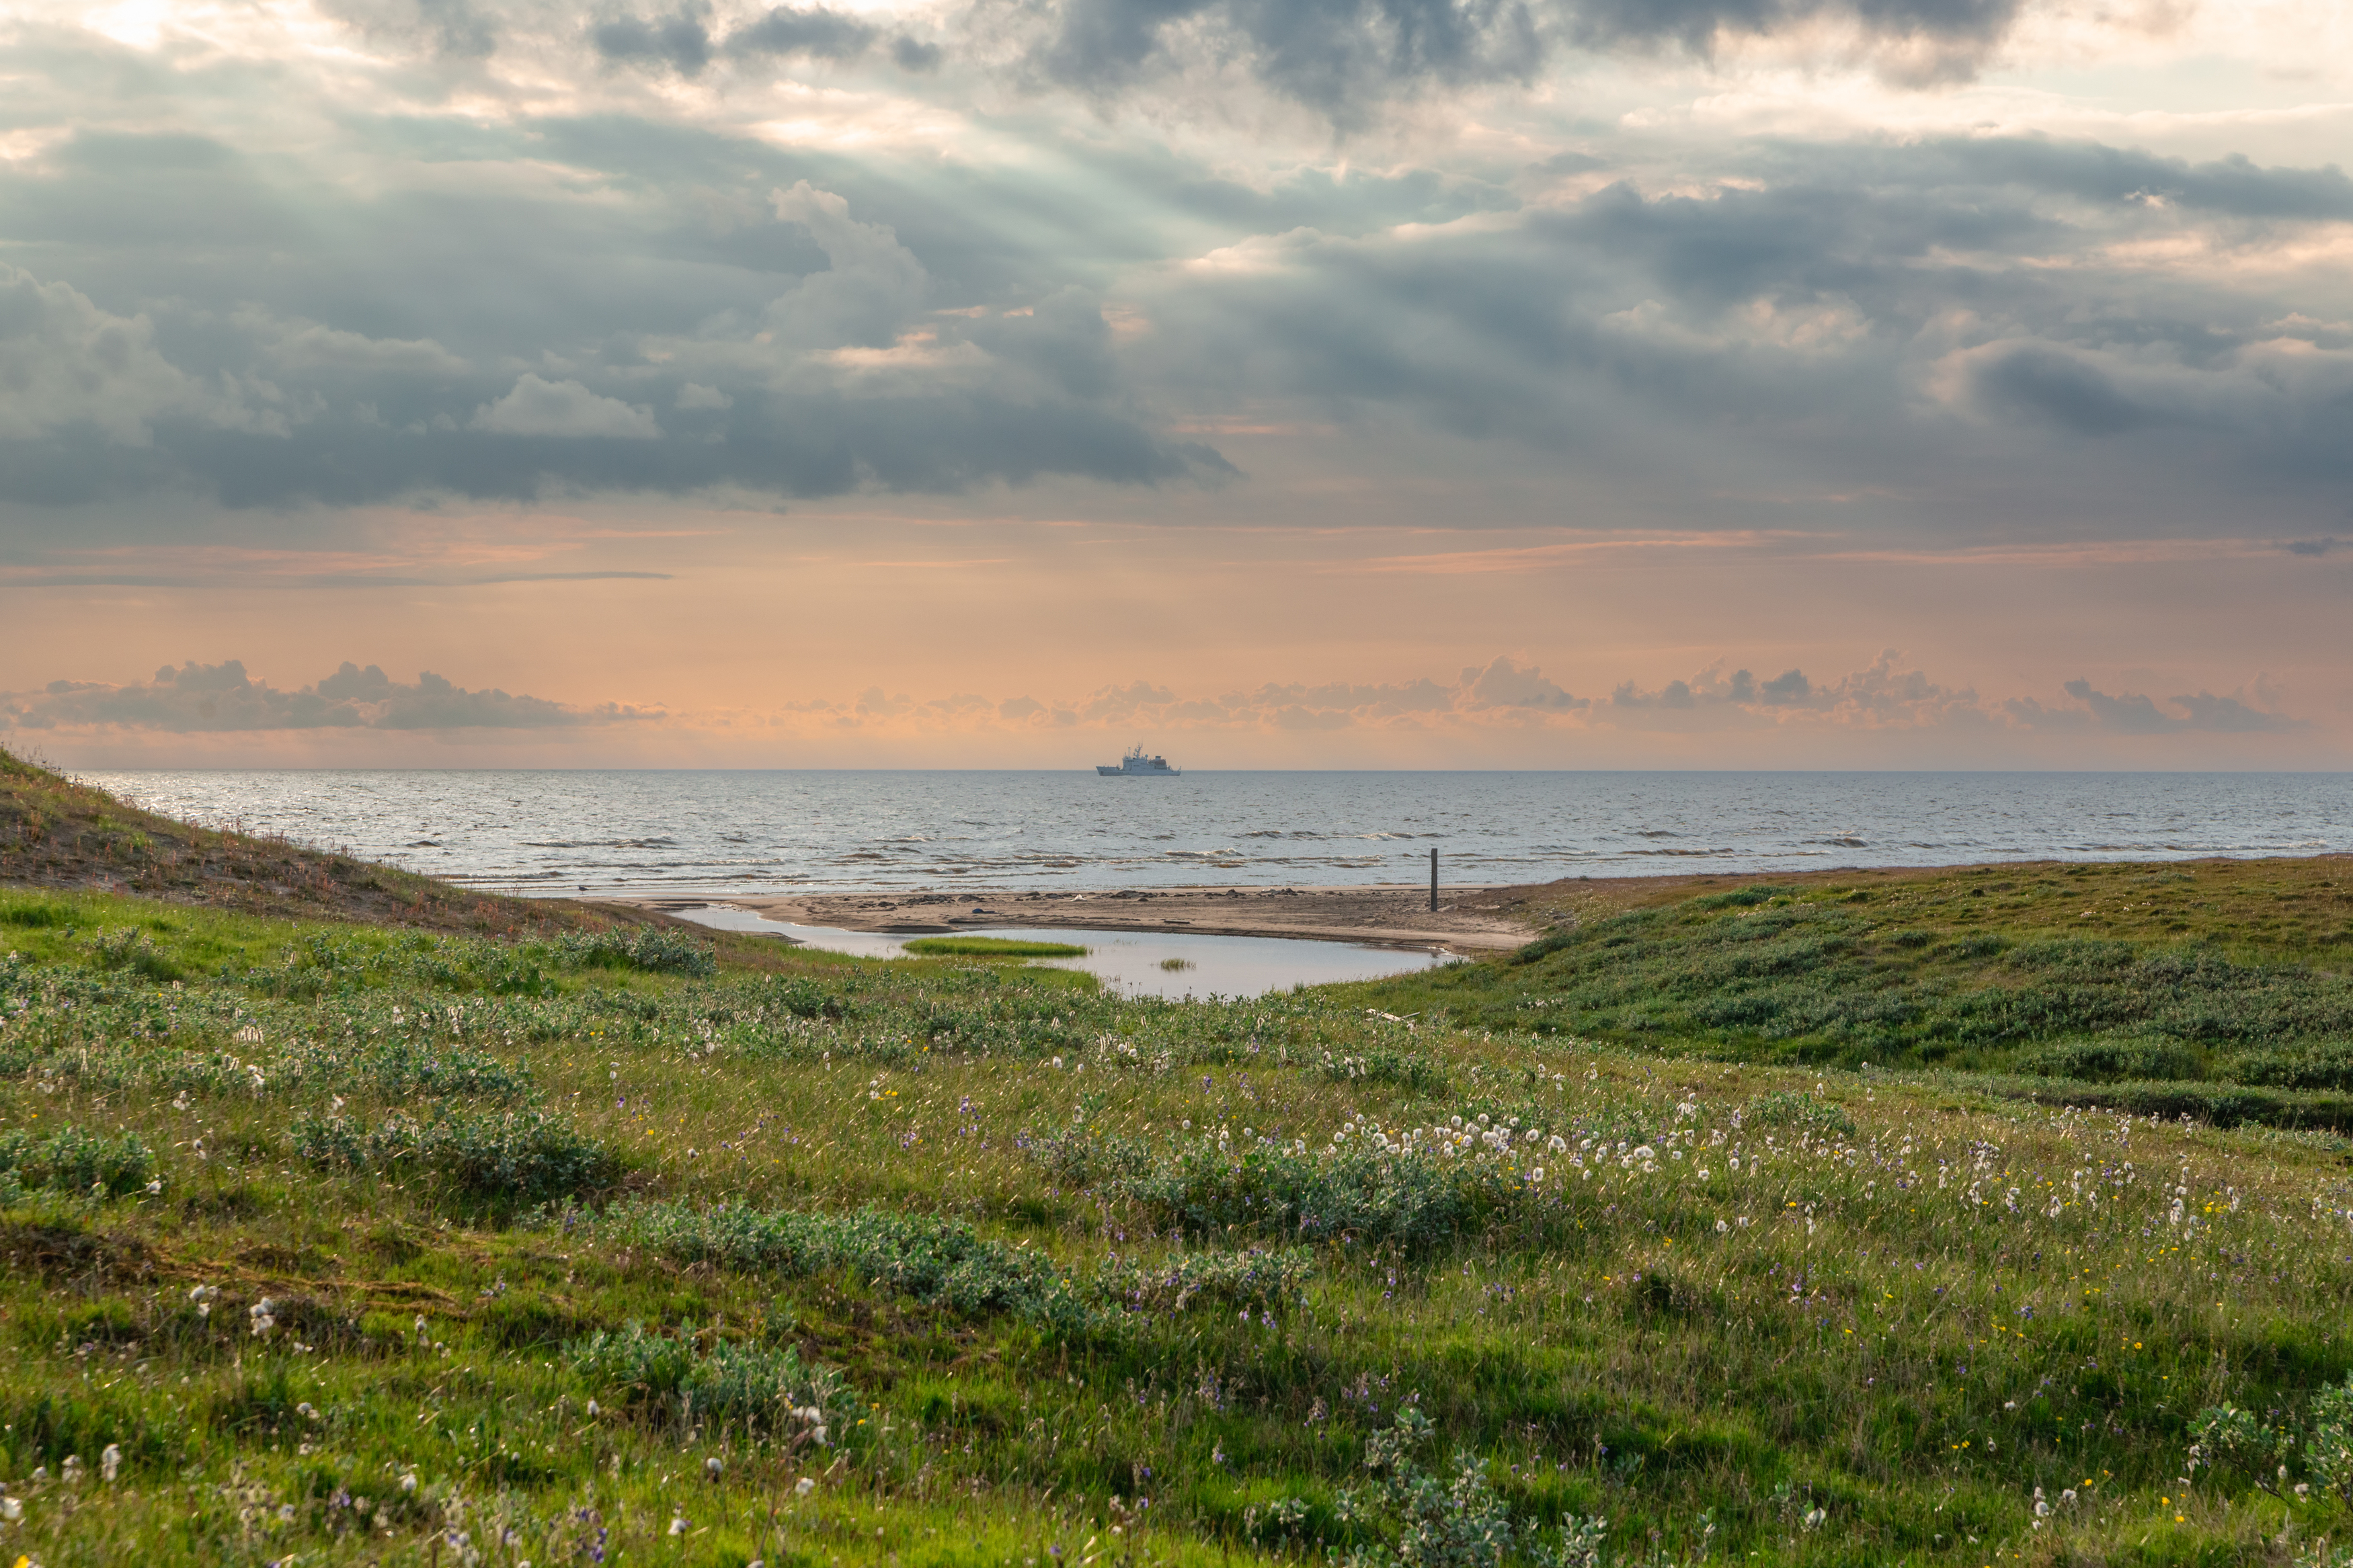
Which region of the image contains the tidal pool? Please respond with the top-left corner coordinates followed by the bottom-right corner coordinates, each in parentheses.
top-left (669, 904), bottom-right (1449, 999)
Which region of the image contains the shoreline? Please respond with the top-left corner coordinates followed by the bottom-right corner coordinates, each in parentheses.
top-left (621, 882), bottom-right (1542, 952)
top-left (605, 851), bottom-right (2353, 956)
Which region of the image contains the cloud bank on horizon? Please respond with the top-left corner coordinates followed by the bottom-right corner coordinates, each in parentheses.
top-left (0, 654), bottom-right (2301, 757)
top-left (0, 0), bottom-right (2346, 765)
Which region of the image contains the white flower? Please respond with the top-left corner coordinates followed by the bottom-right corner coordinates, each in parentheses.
top-left (0, 1497), bottom-right (19, 1522)
top-left (705, 1456), bottom-right (724, 1480)
top-left (401, 1473), bottom-right (419, 1495)
top-left (1529, 1168), bottom-right (1545, 1182)
top-left (586, 1399), bottom-right (600, 1417)
top-left (669, 1516), bottom-right (691, 1536)
top-left (100, 1444), bottom-right (122, 1483)
top-left (795, 1477), bottom-right (817, 1497)
top-left (61, 1455), bottom-right (83, 1485)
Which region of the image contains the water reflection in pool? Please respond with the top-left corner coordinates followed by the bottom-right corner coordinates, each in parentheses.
top-left (669, 904), bottom-right (1449, 999)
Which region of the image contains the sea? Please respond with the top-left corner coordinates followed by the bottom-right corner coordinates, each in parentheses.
top-left (81, 770), bottom-right (2353, 899)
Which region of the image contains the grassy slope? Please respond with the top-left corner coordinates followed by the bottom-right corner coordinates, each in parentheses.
top-left (1345, 860), bottom-right (2353, 1118)
top-left (0, 746), bottom-right (653, 940)
top-left (3, 755), bottom-right (2352, 1567)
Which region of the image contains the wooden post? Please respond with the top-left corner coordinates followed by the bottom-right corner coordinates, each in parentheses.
top-left (1429, 846), bottom-right (1438, 912)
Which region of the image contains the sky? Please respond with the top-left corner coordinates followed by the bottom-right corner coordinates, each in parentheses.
top-left (0, 0), bottom-right (2348, 768)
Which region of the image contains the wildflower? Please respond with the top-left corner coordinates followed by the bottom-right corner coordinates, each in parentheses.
top-left (795, 1478), bottom-right (817, 1497)
top-left (58, 1457), bottom-right (82, 1486)
top-left (586, 1399), bottom-right (600, 1417)
top-left (705, 1456), bottom-right (723, 1481)
top-left (401, 1473), bottom-right (419, 1495)
top-left (250, 1299), bottom-right (278, 1338)
top-left (0, 1495), bottom-right (19, 1521)
top-left (190, 1284), bottom-right (217, 1317)
top-left (669, 1516), bottom-right (690, 1536)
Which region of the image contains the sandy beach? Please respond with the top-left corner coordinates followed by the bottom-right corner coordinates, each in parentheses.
top-left (631, 882), bottom-right (1548, 951)
top-left (621, 858), bottom-right (2295, 956)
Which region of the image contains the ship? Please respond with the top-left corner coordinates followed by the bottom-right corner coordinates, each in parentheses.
top-left (1097, 744), bottom-right (1181, 777)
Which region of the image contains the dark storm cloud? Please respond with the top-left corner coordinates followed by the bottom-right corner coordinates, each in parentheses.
top-left (3, 63), bottom-right (2350, 535)
top-left (1968, 345), bottom-right (2160, 438)
top-left (592, 7), bottom-right (719, 71)
top-left (1010, 0), bottom-right (2023, 117)
top-left (0, 377), bottom-right (1231, 507)
top-left (0, 136), bottom-right (1236, 508)
top-left (0, 662), bottom-right (654, 733)
top-left (590, 3), bottom-right (941, 73)
top-left (1127, 136), bottom-right (2353, 526)
top-left (319, 0), bottom-right (500, 59)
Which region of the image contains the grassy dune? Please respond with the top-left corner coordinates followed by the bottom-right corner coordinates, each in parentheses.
top-left (3, 757), bottom-right (2352, 1566)
top-left (1349, 862), bottom-right (2353, 1127)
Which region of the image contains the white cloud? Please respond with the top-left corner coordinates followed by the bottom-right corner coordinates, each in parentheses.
top-left (471, 375), bottom-right (663, 439)
top-left (0, 266), bottom-right (288, 444)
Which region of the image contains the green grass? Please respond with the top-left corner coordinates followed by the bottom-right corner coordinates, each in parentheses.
top-left (4, 753), bottom-right (2353, 1565)
top-left (902, 936), bottom-right (1092, 958)
top-left (1337, 864), bottom-right (2353, 1120)
top-left (3, 883), bottom-right (2352, 1566)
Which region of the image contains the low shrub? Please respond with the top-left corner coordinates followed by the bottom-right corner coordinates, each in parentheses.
top-left (2018, 1035), bottom-right (2201, 1083)
top-left (773, 977), bottom-right (852, 1020)
top-left (555, 927), bottom-right (716, 977)
top-left (1077, 1128), bottom-right (1532, 1253)
top-left (1738, 1091), bottom-right (1856, 1139)
top-left (2225, 1045), bottom-right (2353, 1092)
top-left (2190, 1376), bottom-right (2353, 1505)
top-left (291, 1108), bottom-right (617, 1200)
top-left (0, 1125), bottom-right (155, 1197)
top-left (592, 1201), bottom-right (1097, 1332)
top-left (1318, 1048), bottom-right (1448, 1094)
top-left (90, 927), bottom-right (180, 983)
top-left (1996, 1079), bottom-right (2353, 1131)
top-left (1094, 1246), bottom-right (1314, 1315)
top-left (1339, 1408), bottom-right (1614, 1568)
top-left (567, 1323), bottom-right (844, 1436)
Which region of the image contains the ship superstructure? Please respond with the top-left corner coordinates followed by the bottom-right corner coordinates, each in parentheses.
top-left (1097, 745), bottom-right (1181, 777)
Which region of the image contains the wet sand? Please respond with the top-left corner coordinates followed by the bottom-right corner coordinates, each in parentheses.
top-left (629, 883), bottom-right (1546, 952)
